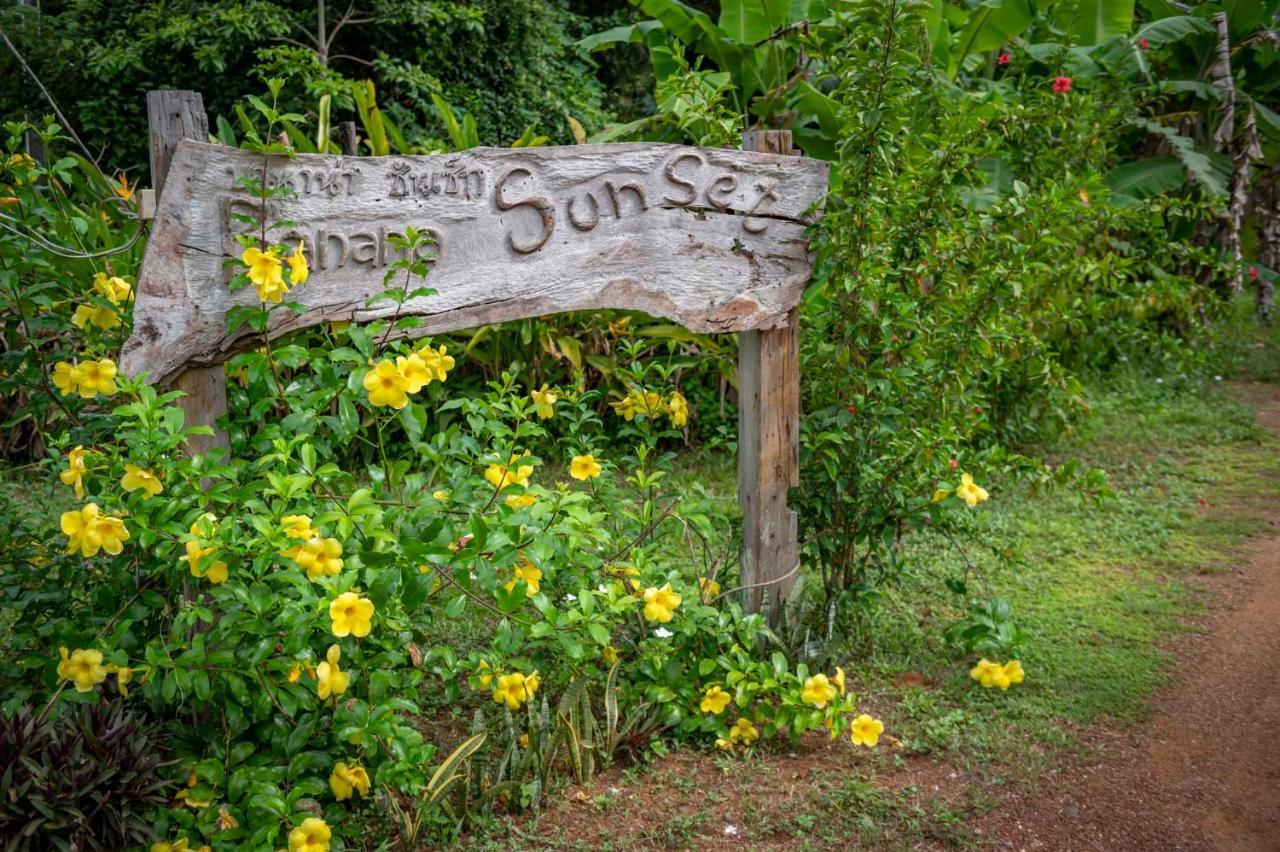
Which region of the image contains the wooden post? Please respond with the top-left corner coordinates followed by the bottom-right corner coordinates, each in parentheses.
top-left (146, 90), bottom-right (230, 457)
top-left (739, 129), bottom-right (802, 626)
top-left (338, 121), bottom-right (359, 157)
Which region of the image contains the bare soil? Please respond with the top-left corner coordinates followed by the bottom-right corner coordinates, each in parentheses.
top-left (972, 382), bottom-right (1280, 851)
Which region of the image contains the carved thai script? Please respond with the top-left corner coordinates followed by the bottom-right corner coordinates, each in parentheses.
top-left (226, 166), bottom-right (360, 197)
top-left (388, 160), bottom-right (486, 200)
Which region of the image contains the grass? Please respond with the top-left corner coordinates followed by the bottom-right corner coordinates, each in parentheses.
top-left (516, 374), bottom-right (1280, 849)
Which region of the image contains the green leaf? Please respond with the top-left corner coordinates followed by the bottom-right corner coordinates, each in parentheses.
top-left (579, 20), bottom-right (662, 51)
top-left (719, 0), bottom-right (790, 44)
top-left (954, 0), bottom-right (1032, 72)
top-left (1059, 0), bottom-right (1135, 46)
top-left (1137, 119), bottom-right (1228, 197)
top-left (587, 623), bottom-right (611, 647)
top-left (1105, 157), bottom-right (1186, 198)
top-left (427, 732), bottom-right (486, 802)
top-left (1134, 15), bottom-right (1211, 46)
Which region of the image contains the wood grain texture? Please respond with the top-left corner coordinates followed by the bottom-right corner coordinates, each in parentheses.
top-left (737, 129), bottom-right (802, 626)
top-left (123, 140), bottom-right (828, 384)
top-left (146, 90), bottom-right (229, 455)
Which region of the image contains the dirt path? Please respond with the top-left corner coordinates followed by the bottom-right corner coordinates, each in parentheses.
top-left (977, 382), bottom-right (1280, 851)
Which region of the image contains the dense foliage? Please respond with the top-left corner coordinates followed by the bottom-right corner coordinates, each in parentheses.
top-left (0, 0), bottom-right (622, 170)
top-left (1, 0), bottom-right (1279, 849)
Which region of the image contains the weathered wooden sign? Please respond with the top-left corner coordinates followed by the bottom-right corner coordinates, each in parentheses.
top-left (129, 90), bottom-right (826, 624)
top-left (123, 139), bottom-right (827, 385)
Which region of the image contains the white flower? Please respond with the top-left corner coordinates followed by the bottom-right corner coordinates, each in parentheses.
top-left (653, 627), bottom-right (673, 639)
top-left (1214, 375), bottom-right (1223, 381)
top-left (563, 593), bottom-right (577, 602)
top-left (1155, 377), bottom-right (1163, 384)
top-left (724, 825), bottom-right (739, 836)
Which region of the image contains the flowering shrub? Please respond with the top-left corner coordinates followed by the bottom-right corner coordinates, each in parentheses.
top-left (0, 111), bottom-right (899, 849)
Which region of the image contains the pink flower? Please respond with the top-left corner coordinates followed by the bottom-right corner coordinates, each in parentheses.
top-left (1052, 76), bottom-right (1072, 94)
top-left (1138, 37), bottom-right (1150, 51)
top-left (997, 52), bottom-right (1011, 67)
top-left (949, 457), bottom-right (958, 469)
top-left (1249, 266), bottom-right (1260, 279)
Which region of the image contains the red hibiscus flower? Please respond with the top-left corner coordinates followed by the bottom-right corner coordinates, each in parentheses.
top-left (997, 52), bottom-right (1011, 66)
top-left (1053, 76), bottom-right (1072, 93)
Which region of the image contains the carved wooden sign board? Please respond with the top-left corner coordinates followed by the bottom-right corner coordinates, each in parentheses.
top-left (128, 90), bottom-right (827, 623)
top-left (124, 140), bottom-right (827, 384)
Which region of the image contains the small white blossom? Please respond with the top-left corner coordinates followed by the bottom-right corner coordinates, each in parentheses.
top-left (653, 627), bottom-right (673, 639)
top-left (1155, 377), bottom-right (1163, 384)
top-left (724, 825), bottom-right (738, 836)
top-left (563, 593), bottom-right (577, 602)
top-left (1215, 375), bottom-right (1223, 381)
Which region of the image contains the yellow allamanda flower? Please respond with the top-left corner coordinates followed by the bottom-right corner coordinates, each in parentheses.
top-left (61, 503), bottom-right (129, 557)
top-left (729, 718), bottom-right (758, 744)
top-left (287, 536), bottom-right (344, 581)
top-left (610, 388), bottom-right (663, 421)
top-left (59, 445), bottom-right (88, 498)
top-left (504, 557), bottom-right (542, 596)
top-left (667, 391), bottom-right (689, 428)
top-left (101, 662), bottom-right (132, 696)
top-left (121, 464), bottom-right (163, 497)
top-left (288, 817), bottom-right (331, 852)
top-left (700, 685), bottom-right (731, 715)
top-left (492, 671), bottom-right (539, 710)
top-left (57, 647), bottom-right (108, 692)
top-left (286, 242), bottom-right (309, 286)
top-left (363, 359), bottom-right (410, 409)
top-left (971, 658), bottom-right (1025, 690)
top-left (850, 713), bottom-right (885, 747)
top-left (330, 592), bottom-right (374, 638)
top-left (602, 645), bottom-right (619, 665)
top-left (281, 514), bottom-right (315, 539)
top-left (476, 660), bottom-right (494, 689)
top-left (530, 385), bottom-right (558, 419)
top-left (955, 473), bottom-right (989, 507)
top-left (1002, 660), bottom-right (1025, 687)
top-left (242, 246), bottom-right (288, 303)
top-left (833, 666), bottom-right (847, 696)
top-left (329, 761), bottom-right (371, 801)
top-left (570, 454), bottom-right (602, 480)
top-left (184, 538), bottom-right (228, 585)
top-left (316, 644), bottom-right (350, 699)
top-left (801, 674), bottom-right (837, 709)
top-left (505, 493), bottom-right (537, 509)
top-left (397, 352), bottom-right (432, 394)
top-left (484, 452), bottom-right (534, 491)
top-left (73, 359), bottom-right (118, 398)
top-left (642, 583), bottom-right (681, 623)
top-left (416, 343), bottom-right (455, 382)
top-left (698, 576), bottom-right (720, 598)
top-left (72, 303), bottom-right (120, 330)
top-left (52, 361), bottom-right (80, 396)
top-left (92, 272), bottom-right (132, 304)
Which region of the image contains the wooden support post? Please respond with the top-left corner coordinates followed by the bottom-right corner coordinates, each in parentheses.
top-left (338, 121), bottom-right (359, 157)
top-left (146, 90), bottom-right (230, 458)
top-left (738, 130), bottom-right (802, 626)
